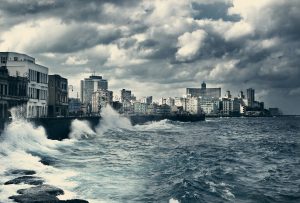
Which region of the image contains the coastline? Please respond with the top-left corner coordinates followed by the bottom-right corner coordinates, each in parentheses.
top-left (1, 114), bottom-right (298, 139)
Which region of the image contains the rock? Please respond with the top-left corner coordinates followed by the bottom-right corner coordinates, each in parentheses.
top-left (17, 184), bottom-right (64, 196)
top-left (9, 193), bottom-right (59, 202)
top-left (6, 169), bottom-right (36, 176)
top-left (4, 176), bottom-right (44, 185)
top-left (9, 184), bottom-right (89, 203)
top-left (40, 156), bottom-right (55, 166)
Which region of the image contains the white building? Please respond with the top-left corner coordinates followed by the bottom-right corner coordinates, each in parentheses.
top-left (0, 52), bottom-right (48, 118)
top-left (186, 96), bottom-right (202, 115)
top-left (91, 89), bottom-right (113, 114)
top-left (222, 98), bottom-right (240, 115)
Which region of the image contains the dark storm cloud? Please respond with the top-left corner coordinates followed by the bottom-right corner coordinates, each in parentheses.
top-left (0, 0), bottom-right (139, 24)
top-left (255, 1), bottom-right (300, 40)
top-left (191, 1), bottom-right (240, 21)
top-left (29, 26), bottom-right (122, 53)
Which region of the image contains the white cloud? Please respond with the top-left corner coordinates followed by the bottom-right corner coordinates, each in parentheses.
top-left (228, 0), bottom-right (273, 21)
top-left (0, 18), bottom-right (69, 52)
top-left (64, 56), bottom-right (88, 65)
top-left (105, 45), bottom-right (146, 67)
top-left (224, 21), bottom-right (253, 41)
top-left (209, 60), bottom-right (239, 81)
top-left (176, 29), bottom-right (207, 61)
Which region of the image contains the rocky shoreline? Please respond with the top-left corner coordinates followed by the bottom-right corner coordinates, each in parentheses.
top-left (3, 169), bottom-right (88, 203)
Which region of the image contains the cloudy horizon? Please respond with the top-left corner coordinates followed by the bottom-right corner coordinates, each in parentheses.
top-left (0, 0), bottom-right (300, 114)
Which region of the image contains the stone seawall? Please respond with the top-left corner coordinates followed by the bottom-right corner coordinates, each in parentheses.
top-left (1, 114), bottom-right (205, 140)
top-left (29, 116), bottom-right (101, 140)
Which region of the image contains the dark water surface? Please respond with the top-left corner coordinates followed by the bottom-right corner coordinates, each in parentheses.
top-left (1, 117), bottom-right (300, 203)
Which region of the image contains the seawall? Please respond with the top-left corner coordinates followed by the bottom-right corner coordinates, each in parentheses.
top-left (29, 116), bottom-right (101, 140)
top-left (1, 114), bottom-right (205, 140)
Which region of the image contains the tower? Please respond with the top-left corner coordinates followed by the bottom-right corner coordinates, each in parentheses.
top-left (246, 88), bottom-right (255, 108)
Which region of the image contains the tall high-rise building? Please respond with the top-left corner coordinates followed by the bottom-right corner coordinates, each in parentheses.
top-left (0, 52), bottom-right (49, 118)
top-left (80, 75), bottom-right (108, 107)
top-left (246, 88), bottom-right (255, 108)
top-left (186, 82), bottom-right (221, 99)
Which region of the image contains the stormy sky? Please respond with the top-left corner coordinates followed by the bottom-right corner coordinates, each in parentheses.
top-left (0, 0), bottom-right (300, 114)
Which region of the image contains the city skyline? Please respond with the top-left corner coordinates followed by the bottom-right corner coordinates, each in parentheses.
top-left (0, 1), bottom-right (299, 114)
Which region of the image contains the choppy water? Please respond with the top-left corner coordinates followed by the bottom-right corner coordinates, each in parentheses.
top-left (1, 108), bottom-right (300, 203)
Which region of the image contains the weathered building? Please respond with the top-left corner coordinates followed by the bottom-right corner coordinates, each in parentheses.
top-left (68, 98), bottom-right (82, 116)
top-left (0, 52), bottom-right (48, 118)
top-left (0, 66), bottom-right (28, 126)
top-left (48, 74), bottom-right (68, 117)
top-left (91, 89), bottom-right (113, 114)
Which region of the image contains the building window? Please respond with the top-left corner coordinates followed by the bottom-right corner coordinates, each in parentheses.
top-left (1, 57), bottom-right (7, 64)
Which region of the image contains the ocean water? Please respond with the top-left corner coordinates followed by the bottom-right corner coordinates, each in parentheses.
top-left (0, 108), bottom-right (300, 203)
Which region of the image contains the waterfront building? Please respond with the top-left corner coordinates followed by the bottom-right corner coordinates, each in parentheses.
top-left (246, 88), bottom-right (255, 108)
top-left (166, 97), bottom-right (175, 107)
top-left (0, 66), bottom-right (28, 123)
top-left (186, 82), bottom-right (221, 99)
top-left (91, 89), bottom-right (113, 114)
top-left (120, 89), bottom-right (135, 114)
top-left (199, 98), bottom-right (219, 115)
top-left (240, 103), bottom-right (246, 114)
top-left (186, 96), bottom-right (202, 115)
top-left (175, 97), bottom-right (188, 111)
top-left (120, 89), bottom-right (132, 103)
top-left (133, 102), bottom-right (148, 114)
top-left (222, 98), bottom-right (240, 115)
top-left (48, 74), bottom-right (68, 117)
top-left (0, 52), bottom-right (48, 118)
top-left (156, 104), bottom-right (171, 115)
top-left (146, 103), bottom-right (157, 114)
top-left (68, 98), bottom-right (82, 116)
top-left (80, 75), bottom-right (108, 112)
top-left (158, 98), bottom-right (166, 105)
top-left (140, 96), bottom-right (153, 105)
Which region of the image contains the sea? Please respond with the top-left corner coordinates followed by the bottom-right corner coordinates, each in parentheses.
top-left (0, 107), bottom-right (299, 203)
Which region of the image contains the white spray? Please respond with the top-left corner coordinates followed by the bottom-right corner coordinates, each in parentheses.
top-left (69, 119), bottom-right (97, 139)
top-left (0, 107), bottom-right (78, 202)
top-left (95, 105), bottom-right (132, 135)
